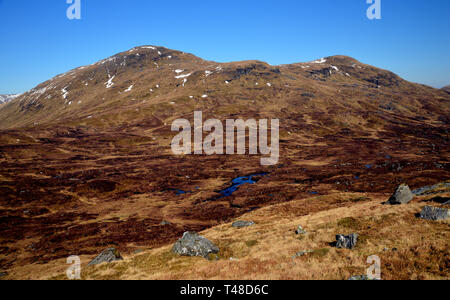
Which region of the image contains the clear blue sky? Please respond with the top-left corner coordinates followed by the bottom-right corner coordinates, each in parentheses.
top-left (1, 0), bottom-right (449, 94)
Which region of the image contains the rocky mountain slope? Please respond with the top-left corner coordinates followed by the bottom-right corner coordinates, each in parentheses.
top-left (0, 94), bottom-right (18, 105)
top-left (0, 46), bottom-right (448, 280)
top-left (0, 45), bottom-right (448, 130)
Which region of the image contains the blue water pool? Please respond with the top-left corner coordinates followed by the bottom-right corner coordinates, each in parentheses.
top-left (217, 173), bottom-right (268, 198)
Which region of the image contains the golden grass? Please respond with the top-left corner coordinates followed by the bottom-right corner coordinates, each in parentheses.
top-left (13, 192), bottom-right (446, 280)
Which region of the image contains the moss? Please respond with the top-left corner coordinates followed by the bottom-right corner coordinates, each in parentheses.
top-left (337, 217), bottom-right (361, 230)
top-left (245, 240), bottom-right (258, 247)
top-left (310, 248), bottom-right (330, 257)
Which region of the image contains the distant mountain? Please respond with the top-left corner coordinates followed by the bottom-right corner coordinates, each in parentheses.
top-left (0, 94), bottom-right (19, 105)
top-left (0, 45), bottom-right (448, 130)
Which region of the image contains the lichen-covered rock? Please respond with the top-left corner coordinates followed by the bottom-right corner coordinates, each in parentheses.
top-left (232, 220), bottom-right (255, 228)
top-left (172, 232), bottom-right (219, 258)
top-left (348, 275), bottom-right (380, 280)
top-left (292, 250), bottom-right (313, 258)
top-left (335, 233), bottom-right (359, 249)
top-left (388, 184), bottom-right (414, 204)
top-left (348, 275), bottom-right (369, 280)
top-left (87, 248), bottom-right (123, 266)
top-left (295, 225), bottom-right (307, 235)
top-left (419, 206), bottom-right (450, 221)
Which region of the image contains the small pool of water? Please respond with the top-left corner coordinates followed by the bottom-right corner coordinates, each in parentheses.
top-left (217, 173), bottom-right (268, 198)
top-left (167, 188), bottom-right (191, 195)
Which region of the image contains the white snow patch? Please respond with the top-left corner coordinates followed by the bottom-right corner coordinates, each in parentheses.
top-left (311, 58), bottom-right (327, 64)
top-left (202, 95), bottom-right (208, 98)
top-left (61, 87), bottom-right (69, 99)
top-left (175, 69), bottom-right (184, 74)
top-left (331, 65), bottom-right (339, 71)
top-left (266, 83), bottom-right (272, 87)
top-left (205, 70), bottom-right (213, 77)
top-left (124, 85), bottom-right (134, 92)
top-left (175, 73), bottom-right (192, 79)
top-left (105, 75), bottom-right (115, 89)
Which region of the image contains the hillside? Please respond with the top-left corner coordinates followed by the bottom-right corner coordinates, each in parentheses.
top-left (0, 94), bottom-right (19, 105)
top-left (0, 46), bottom-right (448, 280)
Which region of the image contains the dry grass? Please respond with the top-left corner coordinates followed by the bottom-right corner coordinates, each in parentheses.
top-left (13, 192), bottom-right (446, 280)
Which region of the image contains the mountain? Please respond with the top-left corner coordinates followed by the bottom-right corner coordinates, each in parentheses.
top-left (442, 85), bottom-right (450, 94)
top-left (0, 94), bottom-right (19, 105)
top-left (0, 46), bottom-right (448, 279)
top-left (0, 46), bottom-right (448, 130)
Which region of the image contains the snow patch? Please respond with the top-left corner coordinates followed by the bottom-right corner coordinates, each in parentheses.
top-left (311, 58), bottom-right (327, 64)
top-left (124, 85), bottom-right (134, 92)
top-left (105, 75), bottom-right (115, 89)
top-left (175, 73), bottom-right (192, 79)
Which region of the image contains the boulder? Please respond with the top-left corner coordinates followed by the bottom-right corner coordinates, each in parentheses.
top-left (172, 232), bottom-right (219, 258)
top-left (295, 225), bottom-right (307, 235)
top-left (232, 220), bottom-right (255, 228)
top-left (292, 250), bottom-right (313, 258)
top-left (88, 248), bottom-right (123, 266)
top-left (160, 220), bottom-right (171, 225)
top-left (335, 233), bottom-right (358, 249)
top-left (419, 206), bottom-right (450, 221)
top-left (0, 272), bottom-right (7, 278)
top-left (348, 275), bottom-right (369, 280)
top-left (348, 275), bottom-right (380, 280)
top-left (387, 184), bottom-right (414, 205)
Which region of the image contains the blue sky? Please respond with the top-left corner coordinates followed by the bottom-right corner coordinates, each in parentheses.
top-left (0, 0), bottom-right (449, 94)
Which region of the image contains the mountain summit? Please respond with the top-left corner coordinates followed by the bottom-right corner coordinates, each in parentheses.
top-left (0, 45), bottom-right (448, 131)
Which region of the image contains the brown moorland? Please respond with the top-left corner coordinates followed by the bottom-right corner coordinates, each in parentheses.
top-left (0, 46), bottom-right (448, 279)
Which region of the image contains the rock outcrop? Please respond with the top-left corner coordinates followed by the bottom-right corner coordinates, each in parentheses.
top-left (335, 234), bottom-right (359, 249)
top-left (87, 248), bottom-right (123, 266)
top-left (232, 221), bottom-right (255, 228)
top-left (295, 225), bottom-right (307, 235)
top-left (419, 206), bottom-right (450, 221)
top-left (387, 184), bottom-right (414, 204)
top-left (172, 232), bottom-right (219, 258)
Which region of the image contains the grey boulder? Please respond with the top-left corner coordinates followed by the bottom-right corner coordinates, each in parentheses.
top-left (232, 221), bottom-right (255, 228)
top-left (88, 248), bottom-right (123, 266)
top-left (172, 232), bottom-right (219, 258)
top-left (387, 184), bottom-right (414, 205)
top-left (295, 225), bottom-right (307, 235)
top-left (419, 206), bottom-right (450, 221)
top-left (348, 275), bottom-right (380, 280)
top-left (335, 233), bottom-right (359, 249)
